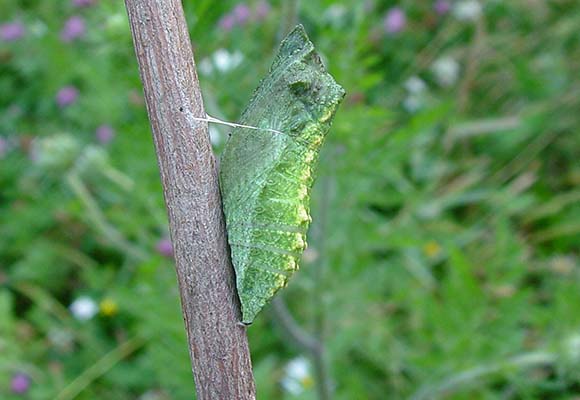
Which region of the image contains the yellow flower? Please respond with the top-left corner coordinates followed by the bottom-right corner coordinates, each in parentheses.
top-left (423, 241), bottom-right (442, 258)
top-left (99, 298), bottom-right (118, 317)
top-left (301, 375), bottom-right (314, 389)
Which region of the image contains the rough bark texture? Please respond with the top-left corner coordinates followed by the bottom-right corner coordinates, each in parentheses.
top-left (124, 1), bottom-right (256, 398)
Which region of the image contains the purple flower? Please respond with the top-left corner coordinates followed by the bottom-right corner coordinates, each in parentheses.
top-left (0, 22), bottom-right (25, 41)
top-left (233, 4), bottom-right (251, 25)
top-left (56, 86), bottom-right (79, 108)
top-left (255, 1), bottom-right (271, 19)
top-left (72, 0), bottom-right (96, 7)
top-left (434, 0), bottom-right (451, 15)
top-left (96, 124), bottom-right (115, 144)
top-left (383, 7), bottom-right (406, 34)
top-left (60, 16), bottom-right (86, 42)
top-left (218, 14), bottom-right (236, 31)
top-left (156, 238), bottom-right (173, 258)
top-left (11, 373), bottom-right (31, 394)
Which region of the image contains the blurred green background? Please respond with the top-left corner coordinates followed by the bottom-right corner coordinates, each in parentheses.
top-left (1, 0), bottom-right (579, 399)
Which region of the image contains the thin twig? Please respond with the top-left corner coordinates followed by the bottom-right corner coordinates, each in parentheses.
top-left (310, 171), bottom-right (335, 400)
top-left (55, 337), bottom-right (146, 400)
top-left (66, 172), bottom-right (148, 261)
top-left (271, 297), bottom-right (332, 399)
top-left (272, 297), bottom-right (320, 354)
top-left (279, 0), bottom-right (301, 39)
top-left (270, 3), bottom-right (334, 397)
top-left (458, 17), bottom-right (486, 112)
top-left (270, 177), bottom-right (335, 400)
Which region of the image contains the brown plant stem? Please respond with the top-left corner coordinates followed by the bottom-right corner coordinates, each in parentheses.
top-left (124, 1), bottom-right (256, 398)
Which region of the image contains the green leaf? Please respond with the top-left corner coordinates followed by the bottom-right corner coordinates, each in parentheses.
top-left (219, 25), bottom-right (345, 324)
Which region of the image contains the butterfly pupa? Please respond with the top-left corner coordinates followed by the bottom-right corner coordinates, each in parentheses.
top-left (219, 25), bottom-right (345, 324)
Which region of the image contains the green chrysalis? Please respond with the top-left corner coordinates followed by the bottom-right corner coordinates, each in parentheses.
top-left (219, 25), bottom-right (345, 324)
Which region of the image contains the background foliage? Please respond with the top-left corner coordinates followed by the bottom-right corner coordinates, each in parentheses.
top-left (1, 0), bottom-right (579, 399)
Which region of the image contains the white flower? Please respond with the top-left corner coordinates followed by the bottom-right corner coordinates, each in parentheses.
top-left (453, 0), bottom-right (482, 21)
top-left (565, 334), bottom-right (580, 363)
top-left (281, 357), bottom-right (313, 395)
top-left (32, 134), bottom-right (81, 171)
top-left (105, 13), bottom-right (128, 33)
top-left (48, 328), bottom-right (74, 350)
top-left (198, 57), bottom-right (214, 76)
top-left (75, 145), bottom-right (109, 172)
top-left (69, 296), bottom-right (98, 321)
top-left (431, 56), bottom-right (460, 87)
top-left (404, 76), bottom-right (427, 94)
top-left (212, 49), bottom-right (244, 73)
top-left (30, 20), bottom-right (48, 38)
top-left (139, 390), bottom-right (166, 400)
top-left (323, 4), bottom-right (347, 26)
top-left (403, 76), bottom-right (428, 112)
top-left (325, 4), bottom-right (347, 20)
top-left (301, 247), bottom-right (319, 264)
top-left (550, 255), bottom-right (576, 274)
top-left (417, 202), bottom-right (442, 219)
top-left (403, 95), bottom-right (423, 113)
